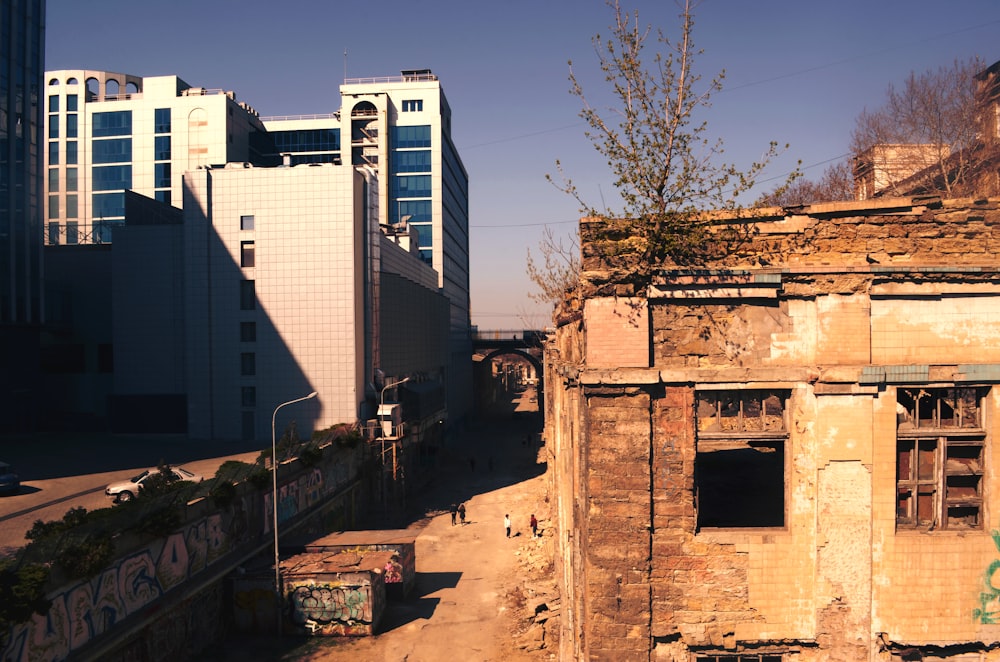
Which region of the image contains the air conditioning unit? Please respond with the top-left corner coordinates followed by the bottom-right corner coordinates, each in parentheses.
top-left (377, 404), bottom-right (402, 437)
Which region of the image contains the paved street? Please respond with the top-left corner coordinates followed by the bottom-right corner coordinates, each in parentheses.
top-left (0, 433), bottom-right (261, 553)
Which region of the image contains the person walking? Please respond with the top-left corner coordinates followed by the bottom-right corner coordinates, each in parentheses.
top-left (504, 513), bottom-right (511, 538)
top-left (458, 502), bottom-right (467, 525)
top-left (530, 514), bottom-right (538, 537)
top-left (450, 503), bottom-right (458, 526)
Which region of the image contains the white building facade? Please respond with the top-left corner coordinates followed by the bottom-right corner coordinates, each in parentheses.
top-left (43, 71), bottom-right (271, 245)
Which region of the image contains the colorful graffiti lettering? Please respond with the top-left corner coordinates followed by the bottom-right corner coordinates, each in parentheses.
top-left (290, 584), bottom-right (373, 626)
top-left (2, 513), bottom-right (230, 662)
top-left (974, 531), bottom-right (1000, 623)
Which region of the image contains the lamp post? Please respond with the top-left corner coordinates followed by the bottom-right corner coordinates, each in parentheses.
top-left (378, 378), bottom-right (409, 516)
top-left (271, 390), bottom-right (317, 636)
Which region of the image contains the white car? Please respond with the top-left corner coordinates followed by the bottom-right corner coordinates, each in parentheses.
top-left (105, 466), bottom-right (203, 503)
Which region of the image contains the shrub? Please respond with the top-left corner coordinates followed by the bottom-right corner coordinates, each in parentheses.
top-left (0, 556), bottom-right (51, 640)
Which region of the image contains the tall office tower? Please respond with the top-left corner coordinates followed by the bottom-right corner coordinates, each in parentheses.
top-left (0, 0), bottom-right (45, 432)
top-left (43, 71), bottom-right (274, 245)
top-left (265, 70), bottom-right (472, 428)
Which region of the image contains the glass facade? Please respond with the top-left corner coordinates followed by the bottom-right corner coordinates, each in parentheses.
top-left (92, 110), bottom-right (132, 137)
top-left (1, 0), bottom-right (45, 325)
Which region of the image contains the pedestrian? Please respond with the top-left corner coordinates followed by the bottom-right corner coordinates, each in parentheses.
top-left (530, 513), bottom-right (538, 537)
top-left (450, 503), bottom-right (457, 526)
top-left (504, 513), bottom-right (511, 538)
top-left (459, 502), bottom-right (466, 525)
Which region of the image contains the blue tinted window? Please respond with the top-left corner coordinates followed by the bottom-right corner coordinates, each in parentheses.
top-left (92, 111), bottom-right (132, 137)
top-left (66, 114), bottom-right (78, 138)
top-left (48, 195), bottom-right (59, 218)
top-left (93, 219), bottom-right (123, 243)
top-left (66, 194), bottom-right (78, 218)
top-left (93, 193), bottom-right (125, 218)
top-left (393, 125), bottom-right (431, 148)
top-left (48, 169), bottom-right (58, 192)
top-left (66, 95), bottom-right (78, 112)
top-left (395, 199), bottom-right (431, 224)
top-left (48, 116), bottom-right (58, 138)
top-left (66, 141), bottom-right (78, 164)
top-left (48, 95), bottom-right (59, 112)
top-left (155, 163), bottom-right (171, 188)
top-left (393, 175), bottom-right (431, 198)
top-left (92, 138), bottom-right (132, 163)
top-left (66, 222), bottom-right (78, 244)
top-left (92, 165), bottom-right (131, 191)
top-left (393, 150), bottom-right (431, 173)
top-left (155, 108), bottom-right (171, 134)
top-left (48, 141), bottom-right (59, 165)
top-left (418, 248), bottom-right (432, 265)
top-left (270, 128), bottom-right (340, 152)
top-left (402, 99), bottom-right (423, 112)
top-left (155, 190), bottom-right (171, 204)
top-left (66, 168), bottom-right (77, 191)
top-left (155, 135), bottom-right (171, 160)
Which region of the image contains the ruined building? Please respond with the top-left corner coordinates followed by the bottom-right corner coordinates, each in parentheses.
top-left (545, 197), bottom-right (1000, 661)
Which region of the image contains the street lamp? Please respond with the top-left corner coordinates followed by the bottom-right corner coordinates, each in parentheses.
top-left (271, 390), bottom-right (317, 636)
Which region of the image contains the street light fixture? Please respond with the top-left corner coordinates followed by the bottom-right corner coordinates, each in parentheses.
top-left (271, 390), bottom-right (317, 636)
top-left (378, 378), bottom-right (409, 516)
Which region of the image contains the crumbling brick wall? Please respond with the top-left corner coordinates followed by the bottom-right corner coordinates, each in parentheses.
top-left (548, 197), bottom-right (1000, 660)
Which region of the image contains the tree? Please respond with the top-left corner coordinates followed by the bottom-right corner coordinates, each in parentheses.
top-left (758, 160), bottom-right (854, 206)
top-left (525, 226), bottom-right (581, 306)
top-left (850, 57), bottom-right (984, 198)
top-left (545, 0), bottom-right (795, 285)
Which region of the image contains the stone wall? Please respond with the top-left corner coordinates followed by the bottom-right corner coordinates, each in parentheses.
top-left (547, 197), bottom-right (1000, 660)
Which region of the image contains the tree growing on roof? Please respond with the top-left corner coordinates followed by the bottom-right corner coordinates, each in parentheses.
top-left (540, 0), bottom-right (797, 293)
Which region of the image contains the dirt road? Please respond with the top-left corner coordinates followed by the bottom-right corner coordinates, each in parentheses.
top-left (213, 386), bottom-right (557, 661)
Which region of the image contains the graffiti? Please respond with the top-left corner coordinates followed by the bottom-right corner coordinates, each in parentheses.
top-left (384, 558), bottom-right (402, 584)
top-left (2, 514), bottom-right (230, 662)
top-left (974, 530), bottom-right (1000, 623)
top-left (289, 584), bottom-right (373, 626)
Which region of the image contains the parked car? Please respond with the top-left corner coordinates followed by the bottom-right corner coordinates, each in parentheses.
top-left (105, 466), bottom-right (203, 503)
top-left (0, 462), bottom-right (19, 496)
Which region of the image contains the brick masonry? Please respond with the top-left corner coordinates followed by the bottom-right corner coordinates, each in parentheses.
top-left (547, 198), bottom-right (1000, 660)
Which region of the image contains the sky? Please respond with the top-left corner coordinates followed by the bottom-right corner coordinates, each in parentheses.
top-left (44, 0), bottom-right (1000, 329)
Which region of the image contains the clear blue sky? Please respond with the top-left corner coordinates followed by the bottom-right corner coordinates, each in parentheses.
top-left (45, 0), bottom-right (1000, 329)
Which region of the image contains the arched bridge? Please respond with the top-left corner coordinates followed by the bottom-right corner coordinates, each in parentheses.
top-left (472, 329), bottom-right (547, 377)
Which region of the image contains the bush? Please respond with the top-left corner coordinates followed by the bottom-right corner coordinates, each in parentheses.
top-left (299, 443), bottom-right (324, 468)
top-left (209, 480), bottom-right (237, 508)
top-left (0, 556), bottom-right (51, 640)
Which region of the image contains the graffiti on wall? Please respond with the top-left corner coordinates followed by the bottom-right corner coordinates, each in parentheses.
top-left (2, 510), bottom-right (235, 662)
top-left (265, 468), bottom-right (326, 533)
top-left (974, 529), bottom-right (1000, 623)
top-left (289, 583), bottom-right (373, 626)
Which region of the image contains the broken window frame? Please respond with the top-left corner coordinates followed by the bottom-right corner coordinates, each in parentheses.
top-left (694, 654), bottom-right (784, 662)
top-left (896, 386), bottom-right (987, 532)
top-left (695, 389), bottom-right (789, 530)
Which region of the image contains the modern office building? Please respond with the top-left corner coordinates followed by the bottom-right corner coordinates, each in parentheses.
top-left (42, 70), bottom-right (274, 245)
top-left (112, 162), bottom-right (449, 442)
top-left (1, 0), bottom-right (45, 432)
top-left (264, 70), bottom-right (472, 430)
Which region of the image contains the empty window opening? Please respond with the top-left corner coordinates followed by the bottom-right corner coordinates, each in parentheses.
top-left (695, 390), bottom-right (788, 529)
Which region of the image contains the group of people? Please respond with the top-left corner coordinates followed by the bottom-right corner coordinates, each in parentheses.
top-left (504, 513), bottom-right (540, 538)
top-left (451, 506), bottom-right (540, 538)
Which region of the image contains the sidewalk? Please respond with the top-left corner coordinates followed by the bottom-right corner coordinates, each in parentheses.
top-left (212, 388), bottom-right (555, 661)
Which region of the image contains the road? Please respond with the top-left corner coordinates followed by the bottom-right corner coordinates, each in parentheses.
top-left (0, 433), bottom-right (261, 554)
top-left (211, 384), bottom-right (554, 661)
